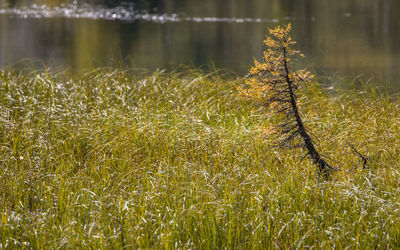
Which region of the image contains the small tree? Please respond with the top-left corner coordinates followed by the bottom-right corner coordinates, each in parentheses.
top-left (239, 23), bottom-right (333, 179)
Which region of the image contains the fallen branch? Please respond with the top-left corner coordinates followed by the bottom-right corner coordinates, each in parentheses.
top-left (348, 142), bottom-right (369, 169)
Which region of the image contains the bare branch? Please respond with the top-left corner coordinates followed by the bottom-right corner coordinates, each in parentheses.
top-left (347, 142), bottom-right (368, 169)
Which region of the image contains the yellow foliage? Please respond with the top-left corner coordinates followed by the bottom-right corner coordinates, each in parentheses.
top-left (239, 23), bottom-right (334, 179)
top-left (239, 23), bottom-right (313, 110)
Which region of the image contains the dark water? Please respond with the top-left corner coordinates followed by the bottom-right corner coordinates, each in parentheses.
top-left (0, 0), bottom-right (399, 90)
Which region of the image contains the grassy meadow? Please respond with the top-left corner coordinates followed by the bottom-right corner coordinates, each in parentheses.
top-left (1, 68), bottom-right (400, 248)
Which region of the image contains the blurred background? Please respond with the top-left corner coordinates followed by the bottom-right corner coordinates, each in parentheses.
top-left (0, 0), bottom-right (399, 89)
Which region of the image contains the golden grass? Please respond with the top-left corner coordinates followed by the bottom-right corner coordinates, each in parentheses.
top-left (0, 68), bottom-right (399, 248)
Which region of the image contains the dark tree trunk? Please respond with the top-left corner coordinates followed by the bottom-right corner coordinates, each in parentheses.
top-left (283, 48), bottom-right (330, 180)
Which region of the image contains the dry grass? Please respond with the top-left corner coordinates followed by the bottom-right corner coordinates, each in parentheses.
top-left (0, 68), bottom-right (400, 248)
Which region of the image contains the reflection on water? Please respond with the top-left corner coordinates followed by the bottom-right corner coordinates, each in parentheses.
top-left (0, 0), bottom-right (399, 91)
top-left (0, 2), bottom-right (277, 23)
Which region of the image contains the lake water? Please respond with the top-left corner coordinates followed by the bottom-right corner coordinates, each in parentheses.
top-left (0, 0), bottom-right (399, 90)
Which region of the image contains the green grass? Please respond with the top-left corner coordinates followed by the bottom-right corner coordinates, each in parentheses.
top-left (0, 68), bottom-right (400, 248)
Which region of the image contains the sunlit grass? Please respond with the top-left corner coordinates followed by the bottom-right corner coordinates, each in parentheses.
top-left (0, 68), bottom-right (400, 248)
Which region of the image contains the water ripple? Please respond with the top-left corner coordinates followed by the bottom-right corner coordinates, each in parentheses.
top-left (0, 3), bottom-right (278, 23)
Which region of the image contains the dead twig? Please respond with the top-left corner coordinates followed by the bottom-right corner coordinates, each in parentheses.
top-left (347, 142), bottom-right (369, 169)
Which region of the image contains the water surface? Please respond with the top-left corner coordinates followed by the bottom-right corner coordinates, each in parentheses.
top-left (0, 0), bottom-right (399, 90)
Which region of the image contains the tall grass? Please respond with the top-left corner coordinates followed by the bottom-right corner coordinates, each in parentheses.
top-left (0, 68), bottom-right (399, 248)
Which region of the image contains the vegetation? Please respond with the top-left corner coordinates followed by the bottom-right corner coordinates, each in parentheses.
top-left (240, 23), bottom-right (333, 179)
top-left (1, 68), bottom-right (400, 248)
